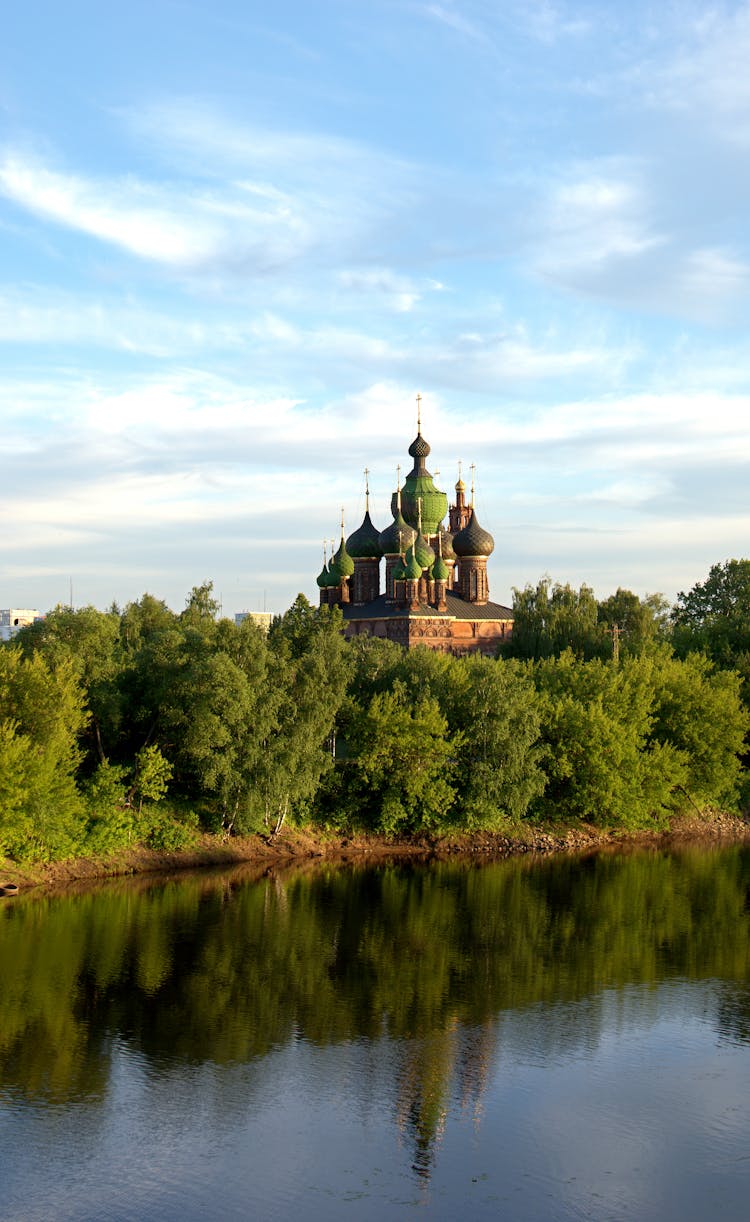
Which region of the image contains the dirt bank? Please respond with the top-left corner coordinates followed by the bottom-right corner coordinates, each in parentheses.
top-left (2, 809), bottom-right (749, 897)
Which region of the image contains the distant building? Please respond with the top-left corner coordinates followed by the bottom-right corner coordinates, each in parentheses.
top-left (315, 411), bottom-right (513, 656)
top-left (235, 611), bottom-right (274, 634)
top-left (0, 608), bottom-right (42, 642)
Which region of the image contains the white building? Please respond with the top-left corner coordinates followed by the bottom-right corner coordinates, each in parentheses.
top-left (0, 608), bottom-right (42, 642)
top-left (234, 611), bottom-right (273, 634)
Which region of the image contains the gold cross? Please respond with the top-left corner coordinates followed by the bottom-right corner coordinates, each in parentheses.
top-left (416, 392), bottom-right (422, 431)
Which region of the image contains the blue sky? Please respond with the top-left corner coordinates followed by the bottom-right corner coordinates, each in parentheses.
top-left (3, 1), bottom-right (750, 615)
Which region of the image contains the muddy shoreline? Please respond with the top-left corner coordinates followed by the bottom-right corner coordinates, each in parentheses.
top-left (2, 809), bottom-right (750, 896)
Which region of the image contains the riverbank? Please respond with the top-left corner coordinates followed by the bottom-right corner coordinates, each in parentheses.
top-left (2, 809), bottom-right (750, 895)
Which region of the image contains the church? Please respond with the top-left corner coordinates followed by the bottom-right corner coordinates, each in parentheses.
top-left (316, 402), bottom-right (514, 656)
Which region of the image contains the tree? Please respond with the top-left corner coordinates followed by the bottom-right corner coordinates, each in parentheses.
top-left (131, 745), bottom-right (173, 811)
top-left (671, 560), bottom-right (750, 704)
top-left (647, 650), bottom-right (749, 809)
top-left (450, 656), bottom-right (544, 827)
top-left (530, 651), bottom-right (685, 828)
top-left (16, 604), bottom-right (123, 765)
top-left (597, 589), bottom-right (670, 657)
top-left (0, 650), bottom-right (87, 860)
top-left (502, 577), bottom-right (608, 661)
top-left (258, 607), bottom-right (353, 834)
top-left (344, 682), bottom-right (459, 834)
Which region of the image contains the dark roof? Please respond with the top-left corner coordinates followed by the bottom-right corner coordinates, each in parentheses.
top-left (341, 591), bottom-right (514, 623)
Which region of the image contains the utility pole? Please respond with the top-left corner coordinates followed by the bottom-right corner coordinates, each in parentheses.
top-left (611, 623), bottom-right (621, 664)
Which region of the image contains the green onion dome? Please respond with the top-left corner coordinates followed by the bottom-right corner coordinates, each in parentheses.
top-left (346, 509), bottom-right (383, 559)
top-left (392, 556), bottom-right (407, 581)
top-left (391, 430), bottom-right (448, 536)
top-left (404, 546), bottom-right (423, 581)
top-left (379, 508), bottom-right (416, 555)
top-left (432, 553), bottom-right (449, 583)
top-left (331, 535), bottom-right (355, 578)
top-left (452, 508), bottom-right (495, 558)
top-left (414, 531), bottom-right (434, 570)
top-left (316, 561), bottom-right (329, 588)
top-left (394, 475), bottom-right (448, 537)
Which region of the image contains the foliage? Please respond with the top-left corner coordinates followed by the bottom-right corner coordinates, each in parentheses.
top-left (671, 559), bottom-right (750, 706)
top-left (344, 683), bottom-right (459, 834)
top-left (530, 650), bottom-right (684, 829)
top-left (502, 577), bottom-right (608, 661)
top-left (450, 655), bottom-right (544, 827)
top-left (647, 650), bottom-right (749, 809)
top-left (16, 604), bottom-right (123, 765)
top-left (132, 745), bottom-right (173, 810)
top-left (0, 650), bottom-right (87, 860)
top-left (3, 569), bottom-right (750, 864)
top-left (597, 589), bottom-right (671, 656)
top-left (82, 760), bottom-right (135, 855)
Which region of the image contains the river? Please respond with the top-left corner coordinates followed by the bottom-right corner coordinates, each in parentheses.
top-left (2, 844), bottom-right (750, 1220)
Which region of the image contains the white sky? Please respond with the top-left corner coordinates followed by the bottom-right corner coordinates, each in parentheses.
top-left (2, 1), bottom-right (750, 614)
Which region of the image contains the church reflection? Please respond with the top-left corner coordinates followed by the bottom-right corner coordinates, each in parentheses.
top-left (3, 846), bottom-right (750, 1180)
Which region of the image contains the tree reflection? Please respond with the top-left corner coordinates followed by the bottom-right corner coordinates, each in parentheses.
top-left (2, 846), bottom-right (750, 1174)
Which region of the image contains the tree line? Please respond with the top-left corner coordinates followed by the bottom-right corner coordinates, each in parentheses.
top-left (2, 560), bottom-right (750, 862)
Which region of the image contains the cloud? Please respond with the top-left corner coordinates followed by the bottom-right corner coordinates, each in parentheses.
top-left (3, 366), bottom-right (750, 611)
top-left (531, 158), bottom-right (750, 321)
top-left (416, 3), bottom-right (490, 45)
top-left (533, 163), bottom-right (664, 283)
top-left (644, 6), bottom-right (750, 145)
top-left (337, 268), bottom-right (426, 313)
top-left (0, 151), bottom-right (315, 271)
top-left (416, 0), bottom-right (591, 47)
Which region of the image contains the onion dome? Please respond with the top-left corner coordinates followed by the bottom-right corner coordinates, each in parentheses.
top-left (316, 560), bottom-right (329, 589)
top-left (331, 535), bottom-right (355, 578)
top-left (432, 552), bottom-right (449, 583)
top-left (379, 508), bottom-right (416, 555)
top-left (452, 508), bottom-right (495, 557)
top-left (347, 509), bottom-right (382, 559)
top-left (409, 431), bottom-right (431, 461)
top-left (414, 531), bottom-right (434, 570)
top-left (404, 546), bottom-right (423, 581)
top-left (392, 556), bottom-right (407, 581)
top-left (393, 442), bottom-right (448, 535)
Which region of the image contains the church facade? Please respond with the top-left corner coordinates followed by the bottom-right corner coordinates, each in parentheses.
top-left (316, 413), bottom-right (514, 656)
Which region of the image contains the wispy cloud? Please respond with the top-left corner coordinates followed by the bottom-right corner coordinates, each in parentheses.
top-left (644, 6), bottom-right (750, 145)
top-left (0, 151), bottom-right (313, 270)
top-left (534, 163), bottom-right (664, 277)
top-left (416, 0), bottom-right (591, 47)
top-left (416, 3), bottom-right (490, 45)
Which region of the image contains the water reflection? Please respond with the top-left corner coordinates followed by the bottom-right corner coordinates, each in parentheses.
top-left (2, 846), bottom-right (750, 1217)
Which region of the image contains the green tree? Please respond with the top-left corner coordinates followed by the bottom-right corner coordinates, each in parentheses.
top-left (345, 683), bottom-right (459, 834)
top-left (259, 604), bottom-right (353, 833)
top-left (16, 604), bottom-right (123, 765)
top-left (531, 651), bottom-right (685, 828)
top-left (132, 744), bottom-right (173, 811)
top-left (671, 560), bottom-right (750, 704)
top-left (0, 650), bottom-right (87, 860)
top-left (503, 577), bottom-right (608, 661)
top-left (648, 650), bottom-right (749, 809)
top-left (450, 656), bottom-right (544, 827)
top-left (597, 589), bottom-right (670, 657)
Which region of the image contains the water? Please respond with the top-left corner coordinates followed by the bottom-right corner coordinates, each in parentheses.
top-left (2, 845), bottom-right (750, 1220)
